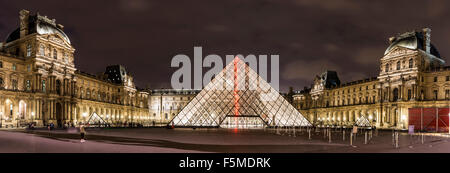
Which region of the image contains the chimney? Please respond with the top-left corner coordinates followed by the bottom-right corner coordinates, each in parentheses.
top-left (57, 24), bottom-right (64, 30)
top-left (19, 9), bottom-right (30, 38)
top-left (422, 28), bottom-right (431, 53)
top-left (388, 37), bottom-right (396, 44)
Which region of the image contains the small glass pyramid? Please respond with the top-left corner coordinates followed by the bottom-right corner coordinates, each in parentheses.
top-left (170, 57), bottom-right (312, 128)
top-left (87, 112), bottom-right (106, 126)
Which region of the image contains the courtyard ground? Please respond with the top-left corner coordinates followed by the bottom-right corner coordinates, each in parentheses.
top-left (0, 127), bottom-right (449, 153)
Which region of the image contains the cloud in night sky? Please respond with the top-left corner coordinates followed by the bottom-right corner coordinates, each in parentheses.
top-left (1, 0), bottom-right (450, 92)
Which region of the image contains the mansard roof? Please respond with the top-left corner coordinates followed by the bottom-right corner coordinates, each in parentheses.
top-left (384, 30), bottom-right (441, 59)
top-left (5, 12), bottom-right (70, 44)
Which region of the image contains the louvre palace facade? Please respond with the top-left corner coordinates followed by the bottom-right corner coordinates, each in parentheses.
top-left (293, 27), bottom-right (449, 130)
top-left (0, 10), bottom-right (150, 128)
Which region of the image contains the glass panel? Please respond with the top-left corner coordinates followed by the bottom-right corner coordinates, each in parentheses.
top-left (169, 57), bottom-right (311, 128)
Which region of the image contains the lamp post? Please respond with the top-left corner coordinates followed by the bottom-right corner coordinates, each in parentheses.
top-left (82, 112), bottom-right (87, 124)
top-left (31, 112), bottom-right (35, 125)
top-left (401, 114), bottom-right (406, 129)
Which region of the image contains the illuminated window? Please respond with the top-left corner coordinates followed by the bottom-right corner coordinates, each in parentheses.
top-left (26, 44), bottom-right (32, 57)
top-left (26, 80), bottom-right (31, 91)
top-left (12, 79), bottom-right (18, 90)
top-left (53, 49), bottom-right (57, 59)
top-left (396, 61), bottom-right (400, 70)
top-left (12, 64), bottom-right (16, 71)
top-left (40, 45), bottom-right (45, 56)
top-left (42, 80), bottom-right (46, 92)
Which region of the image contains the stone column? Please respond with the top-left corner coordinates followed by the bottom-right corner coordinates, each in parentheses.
top-left (71, 81), bottom-right (74, 97)
top-left (51, 100), bottom-right (55, 120)
top-left (37, 99), bottom-right (40, 120)
top-left (388, 87), bottom-right (391, 102)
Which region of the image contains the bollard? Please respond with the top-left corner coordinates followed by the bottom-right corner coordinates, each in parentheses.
top-left (308, 129), bottom-right (312, 140)
top-left (328, 129), bottom-right (332, 143)
top-left (421, 133), bottom-right (424, 144)
top-left (350, 132), bottom-right (353, 146)
top-left (395, 131), bottom-right (399, 148)
top-left (343, 130), bottom-right (345, 141)
top-left (364, 131), bottom-right (368, 144)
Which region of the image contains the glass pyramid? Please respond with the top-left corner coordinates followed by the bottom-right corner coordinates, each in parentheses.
top-left (87, 112), bottom-right (106, 127)
top-left (355, 116), bottom-right (371, 127)
top-left (170, 57), bottom-right (312, 128)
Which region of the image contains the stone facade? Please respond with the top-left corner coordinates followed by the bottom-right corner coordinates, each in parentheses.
top-left (293, 28), bottom-right (449, 130)
top-left (0, 10), bottom-right (150, 128)
top-left (149, 89), bottom-right (200, 125)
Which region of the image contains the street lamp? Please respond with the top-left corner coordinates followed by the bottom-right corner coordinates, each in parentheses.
top-left (82, 112), bottom-right (87, 124)
top-left (31, 112), bottom-right (35, 124)
top-left (401, 114), bottom-right (406, 129)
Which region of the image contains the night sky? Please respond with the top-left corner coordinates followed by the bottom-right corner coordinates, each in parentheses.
top-left (1, 0), bottom-right (449, 92)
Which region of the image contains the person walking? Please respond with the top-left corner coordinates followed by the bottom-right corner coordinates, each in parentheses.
top-left (80, 124), bottom-right (86, 143)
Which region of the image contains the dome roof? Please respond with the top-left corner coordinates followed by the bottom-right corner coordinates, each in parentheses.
top-left (5, 14), bottom-right (70, 44)
top-left (384, 31), bottom-right (441, 58)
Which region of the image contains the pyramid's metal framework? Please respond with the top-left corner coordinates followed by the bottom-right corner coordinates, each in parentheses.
top-left (87, 112), bottom-right (106, 126)
top-left (169, 57), bottom-right (312, 128)
top-left (355, 116), bottom-right (372, 127)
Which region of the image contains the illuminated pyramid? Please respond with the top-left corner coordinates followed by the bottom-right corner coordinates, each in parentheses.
top-left (87, 112), bottom-right (106, 126)
top-left (355, 116), bottom-right (371, 127)
top-left (169, 57), bottom-right (312, 128)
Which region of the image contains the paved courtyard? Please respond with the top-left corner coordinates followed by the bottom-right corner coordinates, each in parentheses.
top-left (0, 127), bottom-right (450, 153)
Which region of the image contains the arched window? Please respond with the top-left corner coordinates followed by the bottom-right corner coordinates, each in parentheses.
top-left (385, 63), bottom-right (389, 72)
top-left (396, 61), bottom-right (400, 70)
top-left (409, 58), bottom-right (413, 68)
top-left (12, 79), bottom-right (18, 90)
top-left (53, 49), bottom-right (57, 59)
top-left (26, 44), bottom-right (32, 57)
top-left (87, 89), bottom-right (91, 99)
